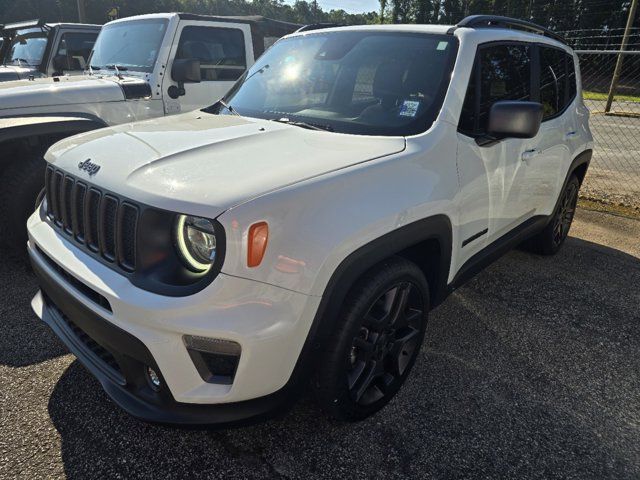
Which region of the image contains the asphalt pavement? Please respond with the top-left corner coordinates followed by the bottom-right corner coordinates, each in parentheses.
top-left (1, 208), bottom-right (639, 479)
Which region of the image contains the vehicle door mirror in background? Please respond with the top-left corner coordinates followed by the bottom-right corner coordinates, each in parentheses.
top-left (169, 58), bottom-right (201, 99)
top-left (487, 101), bottom-right (544, 140)
top-left (52, 54), bottom-right (69, 74)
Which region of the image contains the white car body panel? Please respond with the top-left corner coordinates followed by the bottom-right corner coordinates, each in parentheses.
top-left (27, 23), bottom-right (594, 416)
top-left (162, 20), bottom-right (256, 114)
top-left (45, 111), bottom-right (406, 219)
top-left (28, 215), bottom-right (321, 403)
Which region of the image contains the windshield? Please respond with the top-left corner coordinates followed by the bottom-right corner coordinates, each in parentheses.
top-left (6, 28), bottom-right (48, 66)
top-left (89, 19), bottom-right (168, 73)
top-left (208, 31), bottom-right (458, 136)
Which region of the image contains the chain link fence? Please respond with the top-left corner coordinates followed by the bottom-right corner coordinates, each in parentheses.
top-left (563, 29), bottom-right (640, 210)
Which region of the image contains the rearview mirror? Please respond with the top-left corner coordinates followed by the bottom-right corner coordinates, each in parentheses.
top-left (171, 58), bottom-right (201, 84)
top-left (487, 101), bottom-right (543, 140)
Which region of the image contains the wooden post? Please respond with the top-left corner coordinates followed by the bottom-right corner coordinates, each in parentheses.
top-left (605, 0), bottom-right (638, 113)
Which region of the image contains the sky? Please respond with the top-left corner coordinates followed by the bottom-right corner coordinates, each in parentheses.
top-left (284, 0), bottom-right (380, 14)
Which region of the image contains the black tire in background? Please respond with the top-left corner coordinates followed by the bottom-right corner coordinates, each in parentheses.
top-left (314, 256), bottom-right (430, 421)
top-left (525, 174), bottom-right (581, 256)
top-left (0, 155), bottom-right (46, 254)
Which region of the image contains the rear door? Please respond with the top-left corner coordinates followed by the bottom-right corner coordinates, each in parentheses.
top-left (525, 45), bottom-right (576, 215)
top-left (456, 42), bottom-right (536, 261)
top-left (163, 20), bottom-right (254, 113)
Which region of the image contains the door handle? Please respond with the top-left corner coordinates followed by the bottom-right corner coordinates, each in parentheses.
top-left (564, 131), bottom-right (578, 140)
top-left (521, 149), bottom-right (541, 162)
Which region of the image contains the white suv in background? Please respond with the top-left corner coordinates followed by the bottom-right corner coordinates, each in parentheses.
top-left (0, 13), bottom-right (299, 252)
top-left (28, 15), bottom-right (593, 426)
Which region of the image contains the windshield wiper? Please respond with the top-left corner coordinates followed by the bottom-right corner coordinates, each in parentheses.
top-left (106, 64), bottom-right (128, 71)
top-left (217, 99), bottom-right (243, 117)
top-left (271, 118), bottom-right (334, 132)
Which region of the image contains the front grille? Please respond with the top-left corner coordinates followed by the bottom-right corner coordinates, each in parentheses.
top-left (62, 313), bottom-right (123, 376)
top-left (45, 166), bottom-right (139, 272)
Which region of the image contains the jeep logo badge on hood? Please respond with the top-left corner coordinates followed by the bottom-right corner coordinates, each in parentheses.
top-left (78, 159), bottom-right (101, 176)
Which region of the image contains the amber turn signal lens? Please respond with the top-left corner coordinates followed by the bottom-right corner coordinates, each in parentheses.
top-left (247, 222), bottom-right (269, 267)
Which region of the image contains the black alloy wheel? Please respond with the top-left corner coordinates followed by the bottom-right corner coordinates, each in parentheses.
top-left (314, 257), bottom-right (429, 421)
top-left (552, 177), bottom-right (579, 248)
top-left (523, 174), bottom-right (581, 255)
top-left (347, 282), bottom-right (424, 406)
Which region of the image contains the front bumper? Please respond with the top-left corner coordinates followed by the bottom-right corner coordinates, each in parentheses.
top-left (28, 215), bottom-right (321, 425)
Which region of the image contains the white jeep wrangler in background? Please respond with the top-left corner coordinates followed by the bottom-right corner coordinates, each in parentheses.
top-left (0, 19), bottom-right (100, 81)
top-left (28, 15), bottom-right (593, 425)
top-left (0, 13), bottom-right (300, 251)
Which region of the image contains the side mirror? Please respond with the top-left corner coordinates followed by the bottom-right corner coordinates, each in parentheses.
top-left (52, 54), bottom-right (68, 73)
top-left (487, 101), bottom-right (543, 140)
top-left (171, 58), bottom-right (201, 84)
top-left (169, 59), bottom-right (201, 99)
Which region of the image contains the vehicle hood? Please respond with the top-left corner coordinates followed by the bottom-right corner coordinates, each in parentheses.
top-left (46, 111), bottom-right (406, 218)
top-left (0, 74), bottom-right (142, 111)
top-left (0, 65), bottom-right (40, 82)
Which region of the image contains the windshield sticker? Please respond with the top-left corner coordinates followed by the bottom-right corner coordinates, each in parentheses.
top-left (437, 41), bottom-right (448, 51)
top-left (399, 100), bottom-right (420, 117)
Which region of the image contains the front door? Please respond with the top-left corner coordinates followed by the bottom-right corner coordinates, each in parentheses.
top-left (456, 42), bottom-right (537, 264)
top-left (163, 21), bottom-right (254, 114)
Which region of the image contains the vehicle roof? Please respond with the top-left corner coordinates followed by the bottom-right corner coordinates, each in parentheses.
top-left (285, 23), bottom-right (571, 53)
top-left (105, 12), bottom-right (299, 30)
top-left (289, 24), bottom-right (454, 36)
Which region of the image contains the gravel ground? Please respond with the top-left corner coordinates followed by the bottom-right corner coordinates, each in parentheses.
top-left (575, 99), bottom-right (640, 209)
top-left (1, 208), bottom-right (639, 480)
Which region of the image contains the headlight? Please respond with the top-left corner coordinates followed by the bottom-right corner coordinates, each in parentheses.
top-left (175, 215), bottom-right (217, 273)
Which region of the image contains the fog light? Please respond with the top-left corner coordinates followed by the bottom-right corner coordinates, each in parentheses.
top-left (146, 366), bottom-right (161, 390)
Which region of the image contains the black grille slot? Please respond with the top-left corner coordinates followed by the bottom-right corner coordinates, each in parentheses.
top-left (86, 189), bottom-right (101, 252)
top-left (101, 195), bottom-right (118, 261)
top-left (73, 183), bottom-right (87, 242)
top-left (44, 167), bottom-right (140, 274)
top-left (44, 166), bottom-right (53, 218)
top-left (52, 171), bottom-right (64, 224)
top-left (62, 176), bottom-right (74, 233)
top-left (119, 203), bottom-right (138, 271)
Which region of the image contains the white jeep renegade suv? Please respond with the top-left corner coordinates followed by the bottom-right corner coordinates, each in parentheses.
top-left (27, 16), bottom-right (593, 425)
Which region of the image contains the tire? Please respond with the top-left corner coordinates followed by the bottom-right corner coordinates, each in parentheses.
top-left (525, 174), bottom-right (580, 255)
top-left (314, 256), bottom-right (430, 421)
top-left (0, 155), bottom-right (46, 254)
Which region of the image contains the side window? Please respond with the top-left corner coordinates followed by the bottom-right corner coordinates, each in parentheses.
top-left (540, 47), bottom-right (567, 120)
top-left (176, 26), bottom-right (246, 81)
top-left (55, 32), bottom-right (97, 71)
top-left (459, 44), bottom-right (531, 135)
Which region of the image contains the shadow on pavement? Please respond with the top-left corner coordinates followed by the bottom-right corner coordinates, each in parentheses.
top-left (0, 249), bottom-right (68, 366)
top-left (46, 236), bottom-right (640, 479)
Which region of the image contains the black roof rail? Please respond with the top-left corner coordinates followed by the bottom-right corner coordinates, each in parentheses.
top-left (452, 15), bottom-right (566, 45)
top-left (296, 23), bottom-right (343, 33)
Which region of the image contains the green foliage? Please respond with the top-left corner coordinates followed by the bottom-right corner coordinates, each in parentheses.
top-left (378, 0), bottom-right (633, 31)
top-left (0, 0), bottom-right (631, 34)
top-left (0, 0), bottom-right (379, 25)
